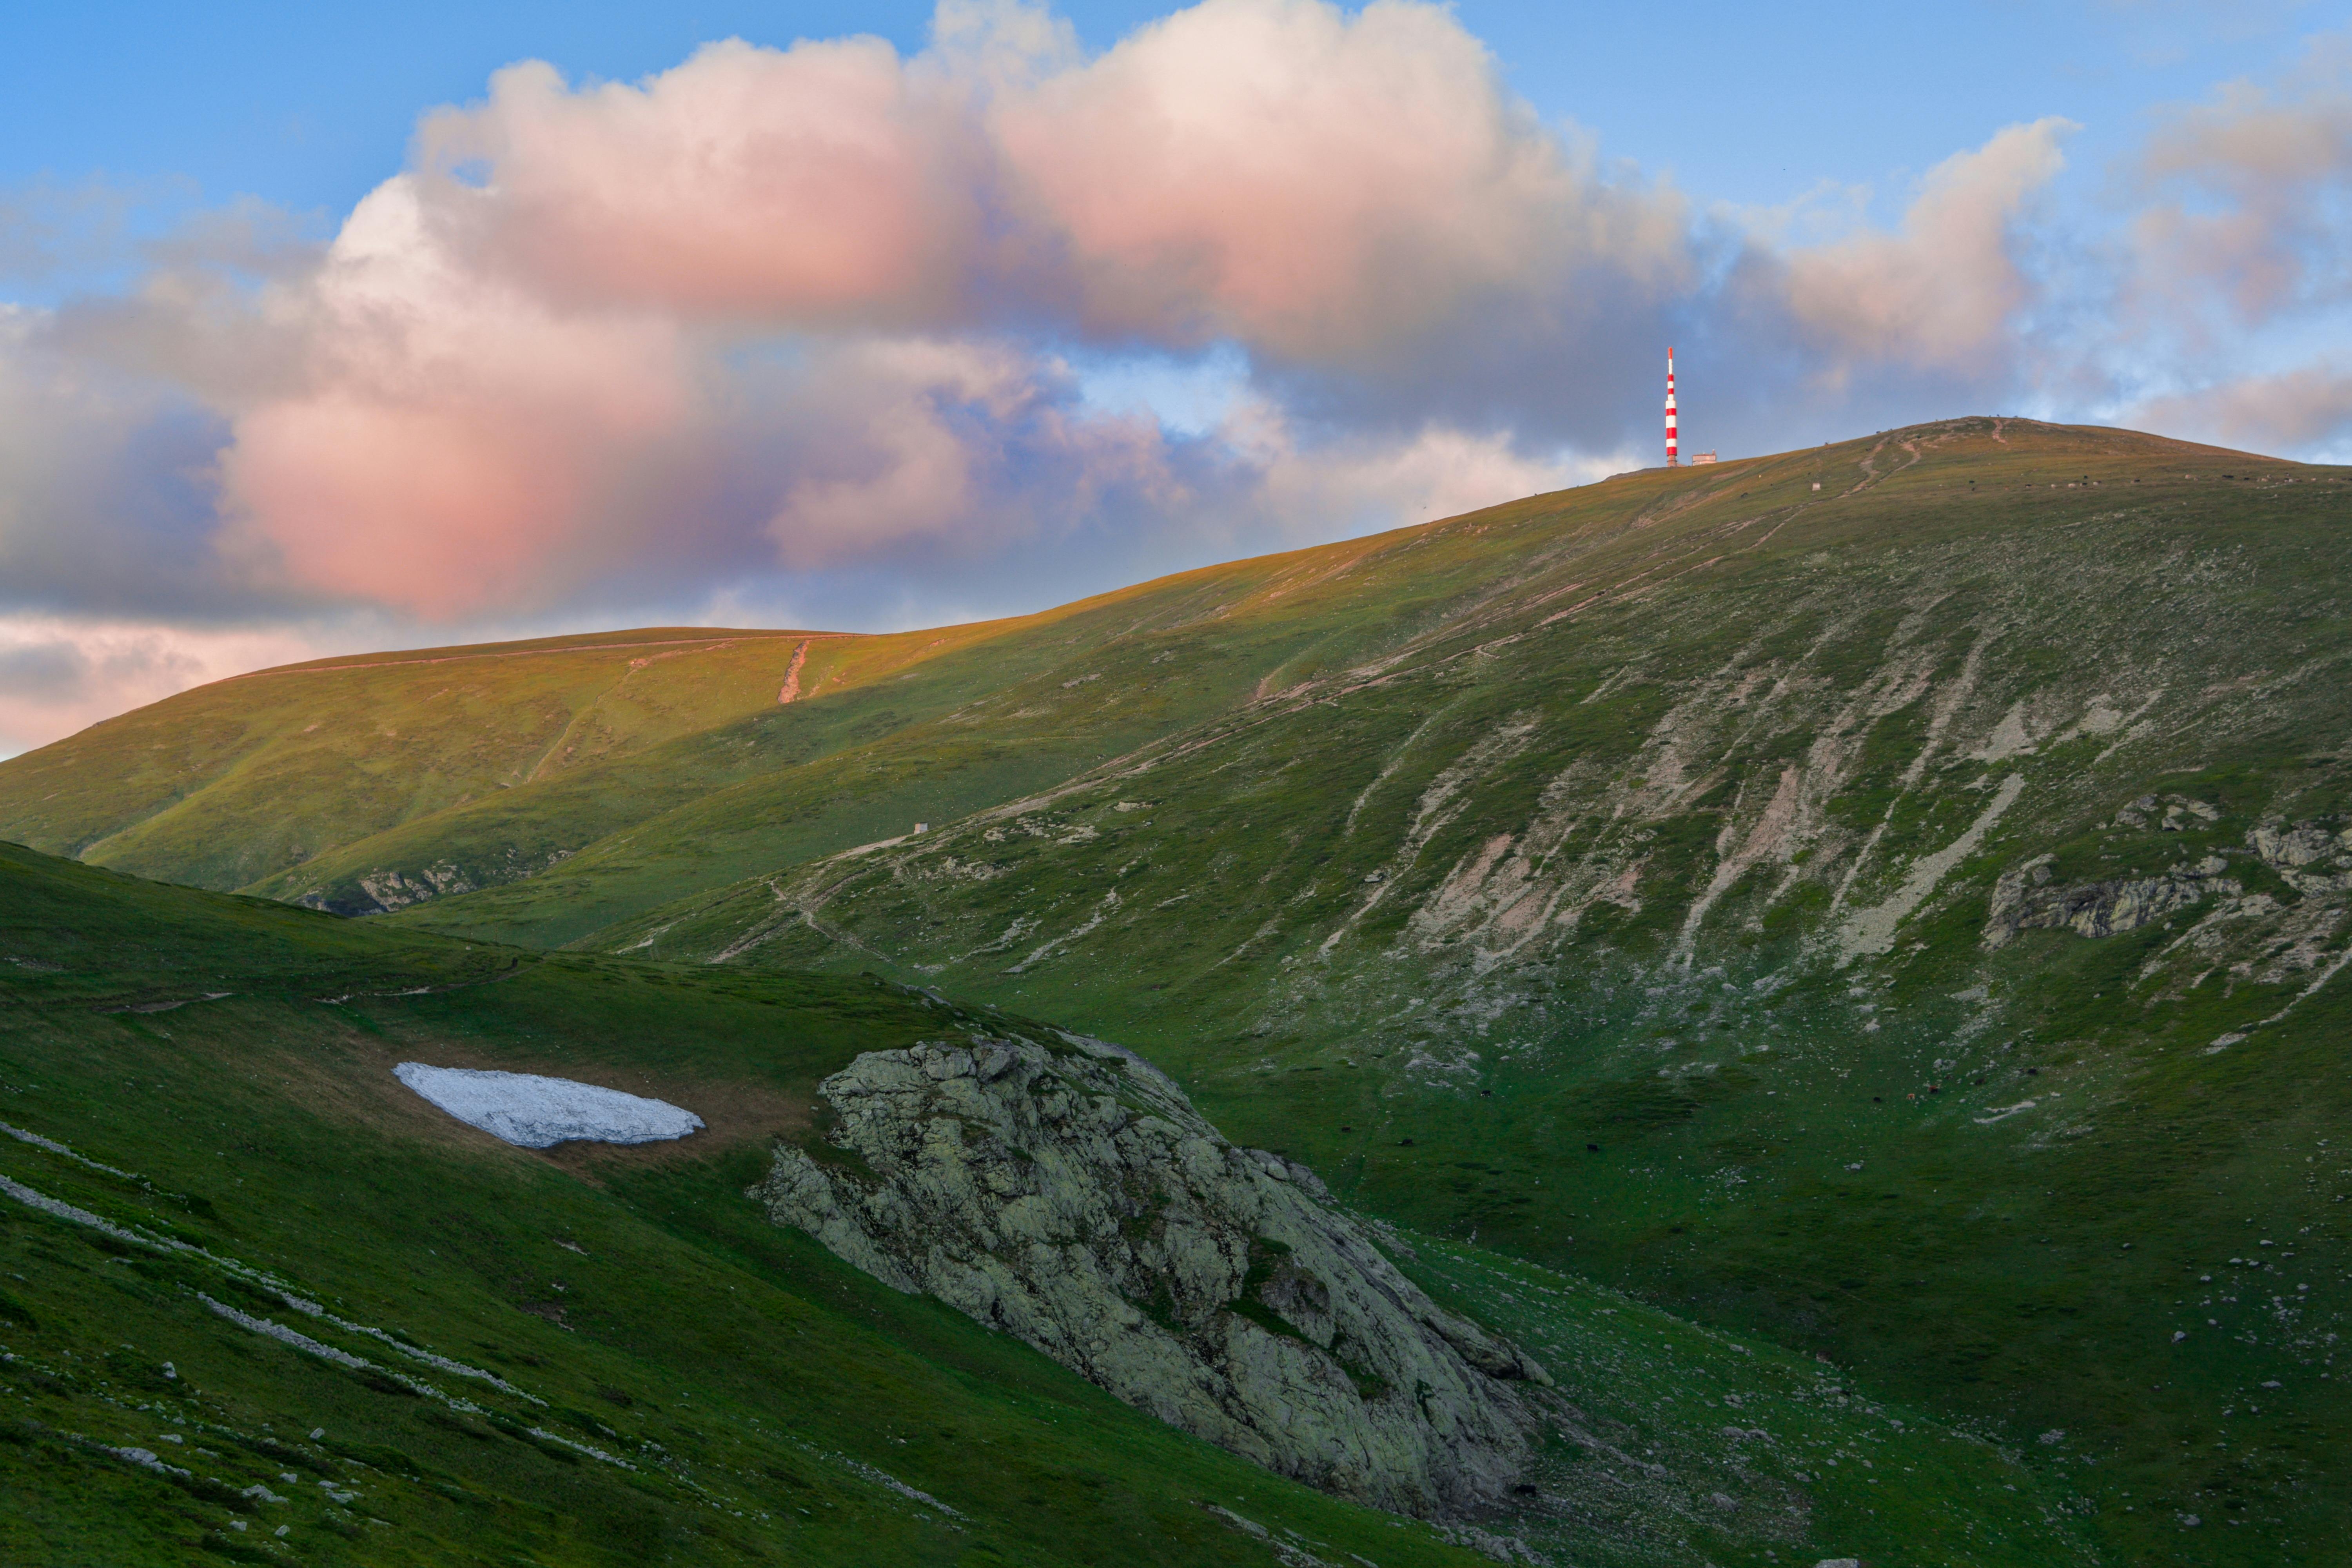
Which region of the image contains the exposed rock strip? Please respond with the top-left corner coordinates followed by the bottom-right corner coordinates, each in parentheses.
top-left (777, 638), bottom-right (811, 704)
top-left (751, 1031), bottom-right (1553, 1518)
top-left (1837, 773), bottom-right (2025, 964)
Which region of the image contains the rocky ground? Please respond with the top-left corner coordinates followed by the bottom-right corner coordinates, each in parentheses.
top-left (755, 1027), bottom-right (1553, 1520)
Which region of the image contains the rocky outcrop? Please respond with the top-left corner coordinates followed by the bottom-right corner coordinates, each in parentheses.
top-left (1982, 853), bottom-right (2233, 949)
top-left (355, 860), bottom-right (479, 912)
top-left (1986, 819), bottom-right (2352, 950)
top-left (750, 1031), bottom-right (1553, 1519)
top-left (2250, 820), bottom-right (2352, 895)
top-left (293, 846), bottom-right (577, 916)
top-left (2250, 822), bottom-right (2344, 868)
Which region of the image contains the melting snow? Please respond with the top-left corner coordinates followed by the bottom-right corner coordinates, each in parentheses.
top-left (393, 1063), bottom-right (703, 1149)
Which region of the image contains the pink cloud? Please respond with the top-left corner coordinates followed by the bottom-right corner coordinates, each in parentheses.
top-left (2142, 54), bottom-right (2352, 187)
top-left (392, 0), bottom-right (1689, 361)
top-left (413, 39), bottom-right (983, 326)
top-left (2130, 42), bottom-right (2352, 326)
top-left (198, 0), bottom-right (1681, 617)
top-left (1771, 118), bottom-right (2074, 376)
top-left (991, 0), bottom-right (1686, 359)
top-left (216, 179), bottom-right (691, 619)
top-left (757, 335), bottom-right (1181, 564)
top-left (2132, 362), bottom-right (2352, 452)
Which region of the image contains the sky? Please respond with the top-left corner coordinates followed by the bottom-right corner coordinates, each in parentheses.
top-left (3, 0), bottom-right (2349, 755)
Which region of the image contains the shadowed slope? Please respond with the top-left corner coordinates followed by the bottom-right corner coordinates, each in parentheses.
top-left (0, 842), bottom-right (1505, 1566)
top-left (576, 417), bottom-right (2352, 1565)
top-left (4, 415), bottom-right (2342, 1563)
top-left (0, 843), bottom-right (2081, 1565)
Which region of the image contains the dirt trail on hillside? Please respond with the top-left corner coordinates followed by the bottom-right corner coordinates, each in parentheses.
top-left (777, 639), bottom-right (812, 704)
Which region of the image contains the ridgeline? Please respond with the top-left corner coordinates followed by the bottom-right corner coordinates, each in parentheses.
top-left (6, 416), bottom-right (2348, 1564)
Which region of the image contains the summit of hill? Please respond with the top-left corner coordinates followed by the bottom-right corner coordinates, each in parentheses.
top-left (6, 414), bottom-right (2351, 1563)
top-left (8, 416), bottom-right (2320, 925)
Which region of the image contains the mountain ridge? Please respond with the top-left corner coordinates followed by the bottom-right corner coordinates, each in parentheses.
top-left (5, 413), bottom-right (2348, 1563)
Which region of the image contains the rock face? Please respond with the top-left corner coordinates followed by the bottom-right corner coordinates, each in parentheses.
top-left (751, 1031), bottom-right (1552, 1518)
top-left (1982, 853), bottom-right (2232, 948)
top-left (1983, 817), bottom-right (2352, 951)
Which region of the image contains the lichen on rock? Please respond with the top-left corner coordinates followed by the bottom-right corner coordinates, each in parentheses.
top-left (750, 1030), bottom-right (1552, 1518)
top-left (1982, 853), bottom-right (2232, 948)
top-left (1985, 816), bottom-right (2352, 952)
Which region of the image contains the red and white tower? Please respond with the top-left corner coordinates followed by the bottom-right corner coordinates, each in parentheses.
top-left (1665, 346), bottom-right (1679, 467)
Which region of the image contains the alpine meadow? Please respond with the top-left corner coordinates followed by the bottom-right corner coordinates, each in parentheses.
top-left (5, 416), bottom-right (2349, 1566)
top-left (11, 2), bottom-right (2352, 1564)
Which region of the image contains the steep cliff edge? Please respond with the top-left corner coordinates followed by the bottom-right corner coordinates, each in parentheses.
top-left (751, 1030), bottom-right (1553, 1519)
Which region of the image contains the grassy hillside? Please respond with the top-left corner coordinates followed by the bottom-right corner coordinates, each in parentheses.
top-left (0, 628), bottom-right (818, 893)
top-left (0, 843), bottom-right (2083, 1565)
top-left (0, 529), bottom-right (1530, 930)
top-left (8, 414), bottom-right (2347, 1562)
top-left (563, 419), bottom-right (2352, 1564)
top-left (0, 843), bottom-right (1484, 1566)
top-left (363, 544), bottom-right (1539, 950)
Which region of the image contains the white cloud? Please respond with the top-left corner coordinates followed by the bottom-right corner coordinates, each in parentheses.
top-left (1767, 118), bottom-right (2076, 377)
top-left (9, 0), bottom-right (2352, 755)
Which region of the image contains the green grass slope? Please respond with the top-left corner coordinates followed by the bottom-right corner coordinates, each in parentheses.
top-left (9, 414), bottom-right (2345, 1563)
top-left (581, 418), bottom-right (2352, 1564)
top-left (0, 842), bottom-right (2085, 1564)
top-left (0, 628), bottom-right (819, 893)
top-left (0, 516), bottom-right (1546, 933)
top-left (0, 842), bottom-right (1496, 1566)
top-left (376, 543), bottom-right (1525, 949)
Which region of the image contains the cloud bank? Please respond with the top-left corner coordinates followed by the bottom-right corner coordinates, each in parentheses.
top-left (3, 1), bottom-right (2348, 752)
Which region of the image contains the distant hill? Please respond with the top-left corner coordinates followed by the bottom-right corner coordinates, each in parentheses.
top-left (6, 415), bottom-right (2350, 1562)
top-left (0, 625), bottom-right (818, 895)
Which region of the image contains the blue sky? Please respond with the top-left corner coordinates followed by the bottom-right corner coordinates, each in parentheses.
top-left (5, 2), bottom-right (2327, 251)
top-left (2, 0), bottom-right (2348, 752)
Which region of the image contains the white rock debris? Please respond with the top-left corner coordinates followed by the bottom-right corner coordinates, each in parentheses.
top-left (525, 1427), bottom-right (636, 1470)
top-left (833, 1453), bottom-right (965, 1519)
top-left (393, 1063), bottom-right (703, 1148)
top-left (196, 1294), bottom-right (502, 1421)
top-left (198, 1294), bottom-right (370, 1371)
top-left (0, 1174), bottom-right (158, 1250)
top-left (0, 1119), bottom-right (143, 1182)
top-left (0, 1164), bottom-right (549, 1410)
top-left (271, 1289), bottom-right (538, 1401)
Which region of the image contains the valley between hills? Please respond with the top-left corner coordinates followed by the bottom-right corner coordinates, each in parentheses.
top-left (4, 416), bottom-right (2348, 1566)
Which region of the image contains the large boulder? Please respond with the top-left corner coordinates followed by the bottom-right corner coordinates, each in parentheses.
top-left (751, 1029), bottom-right (1552, 1519)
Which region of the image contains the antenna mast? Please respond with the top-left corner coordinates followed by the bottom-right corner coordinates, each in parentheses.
top-left (1666, 347), bottom-right (1679, 467)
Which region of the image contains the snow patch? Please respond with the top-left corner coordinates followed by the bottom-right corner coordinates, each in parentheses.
top-left (393, 1064), bottom-right (703, 1149)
